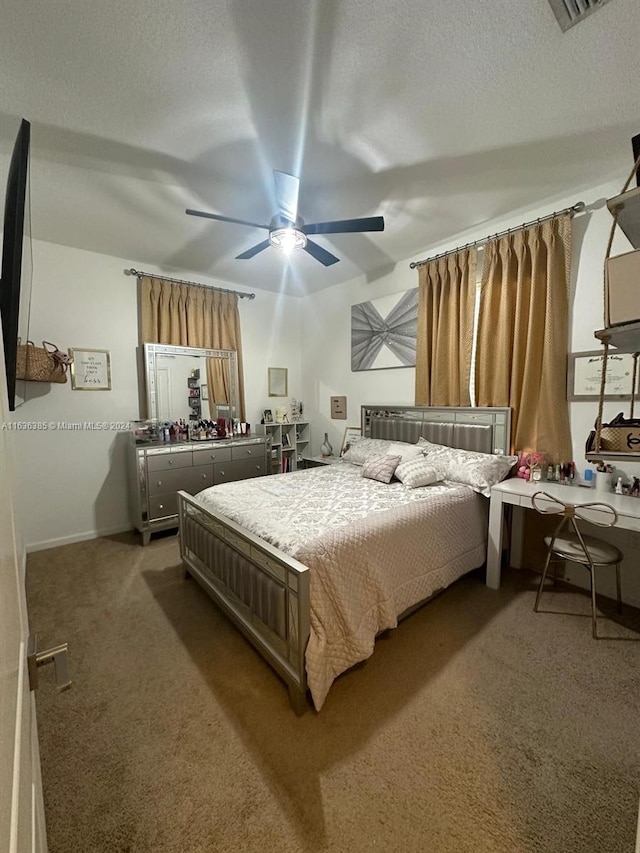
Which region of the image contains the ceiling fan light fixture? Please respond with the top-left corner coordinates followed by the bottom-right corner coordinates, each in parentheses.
top-left (269, 227), bottom-right (307, 255)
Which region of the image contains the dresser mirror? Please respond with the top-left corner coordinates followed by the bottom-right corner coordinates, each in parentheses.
top-left (143, 343), bottom-right (239, 423)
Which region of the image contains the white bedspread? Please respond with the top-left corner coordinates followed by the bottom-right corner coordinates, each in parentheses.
top-left (195, 463), bottom-right (487, 709)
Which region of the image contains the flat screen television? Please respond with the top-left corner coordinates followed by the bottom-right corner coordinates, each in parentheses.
top-left (0, 118), bottom-right (30, 411)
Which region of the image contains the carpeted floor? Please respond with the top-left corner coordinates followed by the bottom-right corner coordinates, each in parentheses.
top-left (26, 532), bottom-right (640, 853)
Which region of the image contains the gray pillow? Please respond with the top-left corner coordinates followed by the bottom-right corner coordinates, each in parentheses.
top-left (361, 454), bottom-right (402, 484)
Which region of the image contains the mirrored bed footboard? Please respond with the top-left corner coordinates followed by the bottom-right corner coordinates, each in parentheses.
top-left (178, 491), bottom-right (311, 714)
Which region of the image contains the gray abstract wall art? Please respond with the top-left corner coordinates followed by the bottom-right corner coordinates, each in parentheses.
top-left (351, 288), bottom-right (418, 371)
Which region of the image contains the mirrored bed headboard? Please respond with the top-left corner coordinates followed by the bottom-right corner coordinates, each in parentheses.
top-left (143, 343), bottom-right (239, 422)
top-left (362, 405), bottom-right (511, 455)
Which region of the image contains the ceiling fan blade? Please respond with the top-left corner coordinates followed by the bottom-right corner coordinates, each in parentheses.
top-left (235, 239), bottom-right (272, 260)
top-left (273, 171), bottom-right (300, 223)
top-left (186, 209), bottom-right (269, 230)
top-left (303, 239), bottom-right (340, 266)
top-left (302, 216), bottom-right (385, 235)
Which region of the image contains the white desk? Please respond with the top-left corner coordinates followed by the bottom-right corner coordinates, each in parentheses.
top-left (486, 478), bottom-right (640, 589)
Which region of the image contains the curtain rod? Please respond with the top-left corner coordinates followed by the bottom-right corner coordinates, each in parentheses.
top-left (125, 268), bottom-right (256, 300)
top-left (409, 201), bottom-right (586, 270)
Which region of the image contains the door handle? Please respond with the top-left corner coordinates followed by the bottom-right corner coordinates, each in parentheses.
top-left (27, 634), bottom-right (72, 692)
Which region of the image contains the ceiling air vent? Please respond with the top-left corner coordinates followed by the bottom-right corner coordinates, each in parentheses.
top-left (547, 0), bottom-right (613, 32)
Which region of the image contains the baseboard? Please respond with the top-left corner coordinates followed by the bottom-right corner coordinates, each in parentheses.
top-left (26, 525), bottom-right (134, 554)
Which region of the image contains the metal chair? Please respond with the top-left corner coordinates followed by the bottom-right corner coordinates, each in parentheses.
top-left (532, 491), bottom-right (623, 639)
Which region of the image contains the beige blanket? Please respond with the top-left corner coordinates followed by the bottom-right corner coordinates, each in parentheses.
top-left (196, 463), bottom-right (487, 709)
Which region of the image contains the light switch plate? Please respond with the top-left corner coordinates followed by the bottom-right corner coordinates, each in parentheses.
top-left (330, 396), bottom-right (347, 419)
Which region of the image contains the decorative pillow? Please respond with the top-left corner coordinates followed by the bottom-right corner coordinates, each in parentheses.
top-left (386, 441), bottom-right (425, 463)
top-left (342, 438), bottom-right (391, 465)
top-left (395, 457), bottom-right (442, 489)
top-left (417, 444), bottom-right (518, 497)
top-left (416, 437), bottom-right (450, 455)
top-left (361, 454), bottom-right (402, 484)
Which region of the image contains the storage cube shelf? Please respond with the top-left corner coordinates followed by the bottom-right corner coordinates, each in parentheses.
top-left (256, 421), bottom-right (309, 474)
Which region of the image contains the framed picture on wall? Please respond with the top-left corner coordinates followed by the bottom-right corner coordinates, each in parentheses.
top-left (567, 350), bottom-right (640, 401)
top-left (69, 348), bottom-right (111, 391)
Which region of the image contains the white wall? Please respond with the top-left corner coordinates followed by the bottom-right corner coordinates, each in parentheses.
top-left (301, 173), bottom-right (640, 605)
top-left (12, 239), bottom-right (302, 550)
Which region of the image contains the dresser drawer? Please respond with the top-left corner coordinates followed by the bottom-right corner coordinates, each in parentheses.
top-left (147, 451), bottom-right (193, 472)
top-left (215, 458), bottom-right (266, 484)
top-left (148, 464), bottom-right (214, 496)
top-left (231, 444), bottom-right (263, 461)
top-left (182, 464), bottom-right (215, 494)
top-left (193, 446), bottom-right (232, 465)
top-left (148, 493), bottom-right (178, 520)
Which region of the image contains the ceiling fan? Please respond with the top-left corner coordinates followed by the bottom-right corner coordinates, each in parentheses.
top-left (186, 170), bottom-right (385, 266)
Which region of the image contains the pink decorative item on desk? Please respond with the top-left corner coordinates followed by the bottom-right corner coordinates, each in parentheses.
top-left (515, 451), bottom-right (547, 481)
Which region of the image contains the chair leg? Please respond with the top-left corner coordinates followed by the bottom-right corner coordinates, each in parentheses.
top-left (534, 548), bottom-right (554, 612)
top-left (589, 565), bottom-right (599, 639)
top-left (615, 563), bottom-right (622, 614)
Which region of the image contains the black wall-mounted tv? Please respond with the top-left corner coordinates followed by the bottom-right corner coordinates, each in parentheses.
top-left (0, 118), bottom-right (30, 412)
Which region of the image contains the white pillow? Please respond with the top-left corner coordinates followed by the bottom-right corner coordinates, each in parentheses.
top-left (395, 457), bottom-right (442, 489)
top-left (361, 454), bottom-right (402, 484)
top-left (342, 438), bottom-right (391, 465)
top-left (387, 441), bottom-right (425, 463)
top-left (416, 437), bottom-right (449, 454)
top-left (417, 443), bottom-right (518, 497)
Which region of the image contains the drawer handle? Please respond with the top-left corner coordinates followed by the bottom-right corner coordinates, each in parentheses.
top-left (158, 504), bottom-right (164, 510)
top-left (167, 460), bottom-right (174, 465)
top-left (247, 450), bottom-right (252, 455)
top-left (157, 480), bottom-right (163, 487)
top-left (202, 473), bottom-right (208, 479)
top-left (220, 470), bottom-right (225, 476)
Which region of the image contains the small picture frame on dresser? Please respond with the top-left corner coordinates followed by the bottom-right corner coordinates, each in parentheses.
top-left (263, 409), bottom-right (273, 424)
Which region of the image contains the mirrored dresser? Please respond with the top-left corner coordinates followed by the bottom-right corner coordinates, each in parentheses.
top-left (131, 341), bottom-right (266, 544)
top-left (129, 434), bottom-right (268, 545)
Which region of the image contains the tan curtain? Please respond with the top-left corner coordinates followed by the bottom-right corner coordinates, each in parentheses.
top-left (475, 216), bottom-right (572, 461)
top-left (139, 276), bottom-right (245, 419)
top-left (414, 249), bottom-right (476, 406)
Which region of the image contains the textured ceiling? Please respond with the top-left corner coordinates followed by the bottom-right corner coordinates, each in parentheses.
top-left (0, 0), bottom-right (639, 296)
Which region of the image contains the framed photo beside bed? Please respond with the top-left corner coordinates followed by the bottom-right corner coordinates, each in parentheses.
top-left (341, 426), bottom-right (362, 456)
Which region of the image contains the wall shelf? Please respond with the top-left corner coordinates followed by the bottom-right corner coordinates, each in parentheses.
top-left (607, 186), bottom-right (640, 249)
top-left (586, 186), bottom-right (640, 463)
top-left (594, 320), bottom-right (640, 353)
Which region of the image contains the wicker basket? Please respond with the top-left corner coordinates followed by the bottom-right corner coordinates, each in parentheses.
top-left (16, 341), bottom-right (70, 384)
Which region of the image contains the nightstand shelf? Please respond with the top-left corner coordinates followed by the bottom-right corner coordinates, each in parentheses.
top-left (256, 421), bottom-right (309, 473)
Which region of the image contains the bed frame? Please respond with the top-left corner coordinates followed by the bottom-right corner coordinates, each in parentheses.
top-left (178, 405), bottom-right (511, 712)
